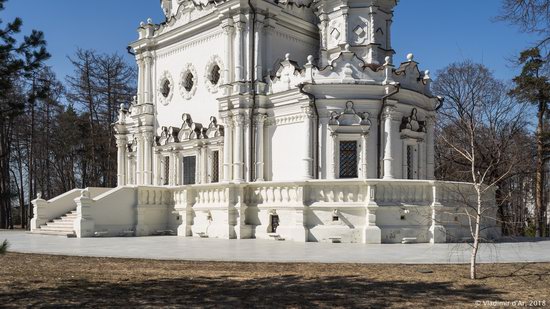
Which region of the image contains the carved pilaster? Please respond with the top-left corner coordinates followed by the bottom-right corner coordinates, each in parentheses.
top-left (233, 114), bottom-right (245, 182)
top-left (116, 135), bottom-right (128, 186)
top-left (222, 20), bottom-right (234, 85)
top-left (382, 106), bottom-right (396, 179)
top-left (426, 114), bottom-right (436, 180)
top-left (254, 114), bottom-right (267, 181)
top-left (233, 17), bottom-right (244, 82)
top-left (302, 106), bottom-right (315, 180)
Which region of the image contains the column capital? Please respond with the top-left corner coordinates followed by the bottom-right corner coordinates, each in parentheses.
top-left (234, 20), bottom-right (245, 31)
top-left (383, 105), bottom-right (397, 120)
top-left (222, 22), bottom-right (234, 34)
top-left (254, 113), bottom-right (267, 124)
top-left (116, 138), bottom-right (128, 148)
top-left (302, 106), bottom-right (315, 118)
top-left (233, 114), bottom-right (246, 126)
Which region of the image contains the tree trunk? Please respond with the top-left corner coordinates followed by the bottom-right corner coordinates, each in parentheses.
top-left (535, 102), bottom-right (545, 237)
top-left (471, 187), bottom-right (482, 280)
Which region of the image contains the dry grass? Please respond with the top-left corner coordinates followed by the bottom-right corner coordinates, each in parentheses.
top-left (0, 253), bottom-right (549, 308)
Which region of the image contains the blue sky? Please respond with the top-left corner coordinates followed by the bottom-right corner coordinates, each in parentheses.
top-left (2, 0), bottom-right (539, 82)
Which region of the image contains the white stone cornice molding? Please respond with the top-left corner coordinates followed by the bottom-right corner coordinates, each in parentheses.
top-left (204, 55), bottom-right (224, 94)
top-left (269, 114), bottom-right (307, 126)
top-left (157, 70), bottom-right (174, 106)
top-left (179, 63), bottom-right (198, 100)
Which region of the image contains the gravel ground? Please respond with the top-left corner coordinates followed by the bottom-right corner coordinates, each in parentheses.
top-left (1, 253), bottom-right (549, 308)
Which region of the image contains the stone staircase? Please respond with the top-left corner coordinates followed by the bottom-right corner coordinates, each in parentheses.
top-left (33, 209), bottom-right (77, 236)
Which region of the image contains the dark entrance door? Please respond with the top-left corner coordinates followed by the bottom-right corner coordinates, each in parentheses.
top-left (270, 215), bottom-right (279, 233)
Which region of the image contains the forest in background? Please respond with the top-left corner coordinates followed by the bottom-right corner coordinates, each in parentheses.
top-left (0, 0), bottom-right (549, 237)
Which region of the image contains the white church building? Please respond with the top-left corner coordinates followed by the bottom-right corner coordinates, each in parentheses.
top-left (31, 0), bottom-right (498, 243)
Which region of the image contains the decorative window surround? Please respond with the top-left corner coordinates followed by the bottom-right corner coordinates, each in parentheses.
top-left (179, 63), bottom-right (198, 100)
top-left (157, 71), bottom-right (174, 106)
top-left (204, 55), bottom-right (224, 93)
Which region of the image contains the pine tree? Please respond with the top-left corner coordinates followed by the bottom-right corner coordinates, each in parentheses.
top-left (510, 48), bottom-right (550, 237)
top-left (0, 239), bottom-right (8, 254)
top-left (0, 0), bottom-right (50, 229)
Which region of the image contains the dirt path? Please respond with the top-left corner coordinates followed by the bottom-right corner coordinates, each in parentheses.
top-left (1, 253), bottom-right (549, 308)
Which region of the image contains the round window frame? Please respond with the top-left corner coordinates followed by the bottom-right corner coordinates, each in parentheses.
top-left (179, 63), bottom-right (198, 100)
top-left (157, 71), bottom-right (174, 106)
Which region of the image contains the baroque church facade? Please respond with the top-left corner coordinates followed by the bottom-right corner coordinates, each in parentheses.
top-left (31, 0), bottom-right (499, 243)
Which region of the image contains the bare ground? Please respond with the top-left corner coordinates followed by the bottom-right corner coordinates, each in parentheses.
top-left (0, 253), bottom-right (549, 308)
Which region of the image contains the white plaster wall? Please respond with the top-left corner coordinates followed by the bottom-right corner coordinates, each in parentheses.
top-left (265, 26), bottom-right (318, 74)
top-left (268, 122), bottom-right (306, 181)
top-left (307, 208), bottom-right (367, 243)
top-left (154, 29), bottom-right (226, 134)
top-left (90, 187), bottom-right (138, 235)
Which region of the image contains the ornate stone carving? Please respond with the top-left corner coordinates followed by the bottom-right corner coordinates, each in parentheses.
top-left (400, 108), bottom-right (426, 133)
top-left (328, 101), bottom-right (371, 134)
top-left (157, 126), bottom-right (180, 146)
top-left (205, 116), bottom-right (224, 138)
top-left (178, 113), bottom-right (205, 140)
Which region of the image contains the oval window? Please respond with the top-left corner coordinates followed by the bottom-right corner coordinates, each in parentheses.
top-left (210, 64), bottom-right (221, 85)
top-left (161, 79), bottom-right (171, 98)
top-left (184, 72), bottom-right (194, 92)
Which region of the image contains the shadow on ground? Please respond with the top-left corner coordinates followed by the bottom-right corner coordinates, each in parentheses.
top-left (1, 275), bottom-right (502, 308)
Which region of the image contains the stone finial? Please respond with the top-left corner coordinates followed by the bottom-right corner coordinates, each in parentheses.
top-left (407, 53), bottom-right (414, 62)
top-left (307, 55), bottom-right (313, 65)
top-left (147, 18), bottom-right (153, 24)
top-left (424, 70), bottom-right (431, 80)
top-left (36, 192), bottom-right (42, 200)
top-left (140, 21), bottom-right (145, 27)
top-left (344, 44), bottom-right (350, 52)
top-left (285, 53), bottom-right (290, 61)
top-left (384, 56), bottom-right (392, 66)
top-left (80, 189), bottom-right (90, 199)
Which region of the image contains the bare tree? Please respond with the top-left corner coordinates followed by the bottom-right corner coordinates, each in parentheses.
top-left (499, 0), bottom-right (550, 56)
top-left (433, 61), bottom-right (529, 279)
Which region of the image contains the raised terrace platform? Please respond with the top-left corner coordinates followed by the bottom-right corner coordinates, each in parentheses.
top-left (30, 179), bottom-right (500, 243)
top-left (2, 230), bottom-right (549, 264)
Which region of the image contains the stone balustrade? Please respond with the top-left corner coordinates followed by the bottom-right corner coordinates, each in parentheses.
top-left (31, 180), bottom-right (498, 243)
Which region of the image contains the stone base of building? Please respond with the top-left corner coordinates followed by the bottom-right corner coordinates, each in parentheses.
top-left (30, 180), bottom-right (501, 243)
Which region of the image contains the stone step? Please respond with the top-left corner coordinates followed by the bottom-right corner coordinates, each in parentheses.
top-left (51, 220), bottom-right (74, 225)
top-left (39, 226), bottom-right (74, 232)
top-left (32, 230), bottom-right (74, 237)
top-left (45, 224), bottom-right (74, 230)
